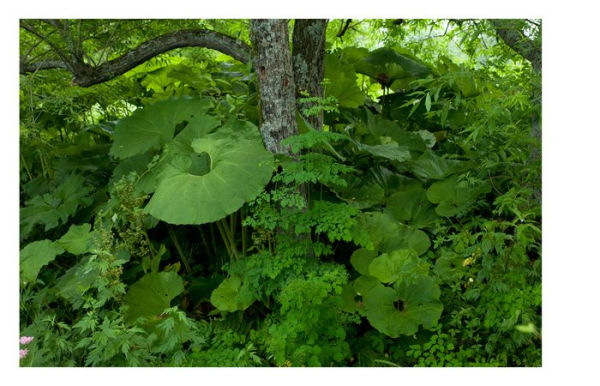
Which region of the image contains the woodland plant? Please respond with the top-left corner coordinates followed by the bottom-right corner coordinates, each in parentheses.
top-left (19, 19), bottom-right (541, 367)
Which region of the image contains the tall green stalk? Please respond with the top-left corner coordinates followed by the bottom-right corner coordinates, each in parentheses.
top-left (166, 225), bottom-right (192, 274)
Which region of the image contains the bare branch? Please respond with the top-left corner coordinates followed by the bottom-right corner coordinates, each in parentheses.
top-left (336, 19), bottom-right (352, 38)
top-left (20, 20), bottom-right (70, 62)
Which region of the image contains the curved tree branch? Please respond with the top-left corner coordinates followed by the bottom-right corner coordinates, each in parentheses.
top-left (490, 19), bottom-right (541, 72)
top-left (20, 28), bottom-right (251, 87)
top-left (20, 60), bottom-right (67, 73)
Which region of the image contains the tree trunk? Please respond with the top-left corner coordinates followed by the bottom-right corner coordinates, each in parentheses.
top-left (292, 19), bottom-right (328, 131)
top-left (491, 19), bottom-right (541, 202)
top-left (250, 19), bottom-right (299, 155)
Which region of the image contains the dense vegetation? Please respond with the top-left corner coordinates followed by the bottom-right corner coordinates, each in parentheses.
top-left (19, 19), bottom-right (541, 367)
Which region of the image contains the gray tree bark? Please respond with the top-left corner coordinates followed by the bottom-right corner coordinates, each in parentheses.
top-left (20, 27), bottom-right (251, 87)
top-left (490, 20), bottom-right (541, 72)
top-left (292, 19), bottom-right (328, 131)
top-left (250, 19), bottom-right (299, 155)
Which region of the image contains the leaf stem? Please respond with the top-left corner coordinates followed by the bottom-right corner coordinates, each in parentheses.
top-left (166, 225), bottom-right (192, 274)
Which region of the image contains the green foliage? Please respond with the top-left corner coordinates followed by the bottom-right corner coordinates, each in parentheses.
top-left (20, 174), bottom-right (93, 240)
top-left (110, 97), bottom-right (274, 225)
top-left (355, 48), bottom-right (432, 86)
top-left (259, 264), bottom-right (351, 366)
top-left (57, 223), bottom-right (94, 255)
top-left (123, 272), bottom-right (184, 324)
top-left (146, 122), bottom-right (273, 224)
top-left (210, 275), bottom-right (255, 312)
top-left (323, 54), bottom-right (365, 108)
top-left (20, 240), bottom-right (65, 284)
top-left (364, 278), bottom-right (442, 337)
top-left (19, 19), bottom-right (541, 367)
top-left (110, 97), bottom-right (210, 159)
top-left (426, 175), bottom-right (491, 217)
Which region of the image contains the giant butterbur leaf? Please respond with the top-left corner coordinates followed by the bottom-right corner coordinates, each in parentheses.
top-left (144, 126), bottom-right (273, 224)
top-left (333, 173), bottom-right (385, 210)
top-left (364, 112), bottom-right (426, 152)
top-left (20, 240), bottom-right (64, 284)
top-left (408, 150), bottom-right (468, 180)
top-left (356, 143), bottom-right (412, 163)
top-left (388, 225), bottom-right (430, 255)
top-left (341, 283), bottom-right (361, 313)
top-left (124, 271), bottom-right (184, 324)
top-left (323, 54), bottom-right (365, 108)
top-left (110, 110), bottom-right (220, 195)
top-left (363, 276), bottom-right (442, 337)
top-left (355, 48), bottom-right (431, 86)
top-left (426, 175), bottom-right (491, 217)
top-left (434, 251), bottom-right (466, 282)
top-left (350, 248), bottom-right (378, 276)
top-left (386, 186), bottom-right (438, 228)
top-left (353, 212), bottom-right (430, 255)
top-left (110, 97), bottom-right (211, 159)
top-left (368, 249), bottom-right (429, 284)
top-left (353, 275), bottom-right (379, 296)
top-left (210, 275), bottom-right (255, 312)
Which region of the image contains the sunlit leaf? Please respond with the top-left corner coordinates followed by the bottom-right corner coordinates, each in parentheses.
top-left (144, 122), bottom-right (273, 225)
top-left (368, 249), bottom-right (428, 284)
top-left (56, 223), bottom-right (94, 255)
top-left (20, 240), bottom-right (64, 284)
top-left (324, 54), bottom-right (365, 108)
top-left (210, 275), bottom-right (255, 312)
top-left (110, 97), bottom-right (212, 159)
top-left (124, 271), bottom-right (184, 324)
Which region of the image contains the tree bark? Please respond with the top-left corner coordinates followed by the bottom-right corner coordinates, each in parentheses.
top-left (292, 19), bottom-right (328, 131)
top-left (490, 19), bottom-right (541, 72)
top-left (20, 28), bottom-right (251, 87)
top-left (250, 19), bottom-right (299, 155)
top-left (491, 19), bottom-right (541, 202)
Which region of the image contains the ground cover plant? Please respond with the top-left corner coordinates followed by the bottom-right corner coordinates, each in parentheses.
top-left (19, 18), bottom-right (541, 367)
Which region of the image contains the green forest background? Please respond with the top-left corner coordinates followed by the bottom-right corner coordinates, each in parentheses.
top-left (18, 18), bottom-right (541, 367)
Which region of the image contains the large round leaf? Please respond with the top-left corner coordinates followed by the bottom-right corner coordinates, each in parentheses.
top-left (355, 48), bottom-right (431, 86)
top-left (334, 175), bottom-right (385, 210)
top-left (324, 54), bottom-right (365, 108)
top-left (408, 150), bottom-right (469, 180)
top-left (124, 271), bottom-right (184, 324)
top-left (364, 276), bottom-right (442, 337)
top-left (210, 275), bottom-right (255, 312)
top-left (350, 248), bottom-right (378, 276)
top-left (144, 127), bottom-right (273, 225)
top-left (368, 249), bottom-right (429, 284)
top-left (356, 143), bottom-right (412, 163)
top-left (353, 275), bottom-right (379, 296)
top-left (386, 186), bottom-right (439, 228)
top-left (426, 175), bottom-right (491, 217)
top-left (352, 212), bottom-right (431, 255)
top-left (110, 97), bottom-right (212, 159)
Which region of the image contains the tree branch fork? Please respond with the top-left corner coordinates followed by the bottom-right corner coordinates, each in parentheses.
top-left (20, 27), bottom-right (251, 87)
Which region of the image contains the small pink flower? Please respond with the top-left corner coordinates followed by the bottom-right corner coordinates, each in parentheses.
top-left (19, 349), bottom-right (28, 359)
top-left (20, 336), bottom-right (34, 345)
